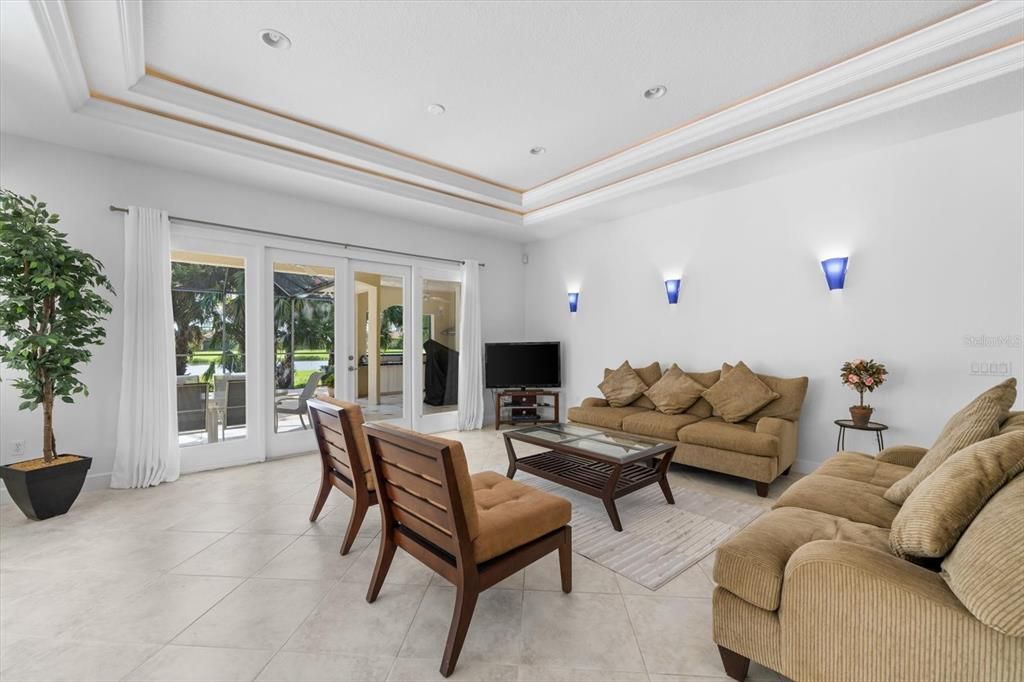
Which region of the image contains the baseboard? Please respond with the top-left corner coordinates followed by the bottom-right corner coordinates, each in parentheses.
top-left (0, 470), bottom-right (111, 506)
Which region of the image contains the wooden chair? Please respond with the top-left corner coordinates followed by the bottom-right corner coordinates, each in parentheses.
top-left (306, 397), bottom-right (377, 555)
top-left (363, 423), bottom-right (573, 677)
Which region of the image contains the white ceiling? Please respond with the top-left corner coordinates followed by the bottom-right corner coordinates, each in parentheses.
top-left (1, 1), bottom-right (1022, 241)
top-left (140, 0), bottom-right (973, 190)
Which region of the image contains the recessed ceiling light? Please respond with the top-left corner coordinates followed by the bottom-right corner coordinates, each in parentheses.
top-left (530, 146), bottom-right (546, 155)
top-left (426, 103), bottom-right (446, 115)
top-left (644, 85), bottom-right (667, 100)
top-left (259, 29), bottom-right (291, 50)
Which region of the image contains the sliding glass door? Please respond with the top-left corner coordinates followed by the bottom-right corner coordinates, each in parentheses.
top-left (414, 267), bottom-right (463, 432)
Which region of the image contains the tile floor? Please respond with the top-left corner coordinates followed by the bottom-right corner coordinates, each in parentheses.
top-left (0, 429), bottom-right (798, 682)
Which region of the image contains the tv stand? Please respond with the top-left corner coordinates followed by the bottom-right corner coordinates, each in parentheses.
top-left (494, 390), bottom-right (559, 430)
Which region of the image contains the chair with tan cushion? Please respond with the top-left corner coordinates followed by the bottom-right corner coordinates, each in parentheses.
top-left (306, 397), bottom-right (377, 555)
top-left (363, 423), bottom-right (572, 678)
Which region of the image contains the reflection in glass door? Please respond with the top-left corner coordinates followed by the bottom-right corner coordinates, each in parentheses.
top-left (351, 265), bottom-right (409, 424)
top-left (272, 261), bottom-right (335, 434)
top-left (419, 274), bottom-right (461, 431)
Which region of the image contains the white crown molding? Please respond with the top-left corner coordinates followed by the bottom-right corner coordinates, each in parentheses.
top-left (129, 71), bottom-right (523, 208)
top-left (79, 97), bottom-right (524, 226)
top-left (29, 0), bottom-right (89, 110)
top-left (523, 0), bottom-right (1024, 207)
top-left (525, 41), bottom-right (1024, 224)
top-left (116, 0), bottom-right (145, 88)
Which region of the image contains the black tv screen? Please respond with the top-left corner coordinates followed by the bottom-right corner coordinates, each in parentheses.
top-left (485, 342), bottom-right (561, 388)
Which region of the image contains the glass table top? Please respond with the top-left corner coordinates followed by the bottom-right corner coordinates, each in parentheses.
top-left (507, 423), bottom-right (672, 462)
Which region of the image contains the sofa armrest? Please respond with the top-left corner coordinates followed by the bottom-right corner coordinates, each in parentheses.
top-left (756, 417), bottom-right (798, 472)
top-left (876, 444), bottom-right (927, 467)
top-left (780, 541), bottom-right (1021, 681)
top-left (581, 397), bottom-right (609, 408)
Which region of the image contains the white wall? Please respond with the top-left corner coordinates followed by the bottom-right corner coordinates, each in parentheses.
top-left (523, 111), bottom-right (1024, 473)
top-left (0, 133), bottom-right (525, 488)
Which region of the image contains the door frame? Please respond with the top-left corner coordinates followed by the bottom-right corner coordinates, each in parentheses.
top-left (413, 264), bottom-right (463, 433)
top-left (169, 228), bottom-right (266, 473)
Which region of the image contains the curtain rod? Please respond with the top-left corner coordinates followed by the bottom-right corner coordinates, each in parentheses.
top-left (107, 205), bottom-right (484, 267)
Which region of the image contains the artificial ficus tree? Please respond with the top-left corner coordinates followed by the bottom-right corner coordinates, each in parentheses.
top-left (0, 189), bottom-right (114, 462)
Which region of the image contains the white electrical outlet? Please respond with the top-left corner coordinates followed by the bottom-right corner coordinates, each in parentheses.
top-left (12, 440), bottom-right (25, 456)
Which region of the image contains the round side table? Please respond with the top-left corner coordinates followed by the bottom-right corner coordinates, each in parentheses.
top-left (834, 419), bottom-right (888, 452)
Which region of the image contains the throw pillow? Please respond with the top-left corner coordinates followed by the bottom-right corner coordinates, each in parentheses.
top-left (941, 472), bottom-right (1024, 637)
top-left (643, 364), bottom-right (706, 414)
top-left (720, 363), bottom-right (809, 422)
top-left (701, 361), bottom-right (780, 423)
top-left (884, 378), bottom-right (1017, 504)
top-left (603, 362), bottom-right (661, 409)
top-left (684, 369), bottom-right (720, 418)
top-left (598, 362), bottom-right (648, 407)
top-left (889, 431), bottom-right (1024, 559)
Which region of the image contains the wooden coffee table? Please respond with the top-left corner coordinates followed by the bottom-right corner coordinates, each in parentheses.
top-left (503, 423), bottom-right (676, 531)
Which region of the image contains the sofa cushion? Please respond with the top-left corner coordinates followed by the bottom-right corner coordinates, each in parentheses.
top-left (599, 362), bottom-right (649, 407)
top-left (998, 410), bottom-right (1024, 435)
top-left (568, 405), bottom-right (648, 430)
top-left (677, 418), bottom-right (778, 458)
top-left (884, 378), bottom-right (1017, 504)
top-left (684, 369), bottom-right (721, 418)
top-left (941, 472), bottom-right (1024, 637)
top-left (703, 362), bottom-right (780, 423)
top-left (773, 473), bottom-right (901, 528)
top-left (470, 471), bottom-right (572, 562)
top-left (621, 411), bottom-right (700, 441)
top-left (720, 363), bottom-right (808, 422)
top-left (714, 506), bottom-right (891, 611)
top-left (603, 361), bottom-right (662, 410)
top-left (643, 364), bottom-right (705, 415)
top-left (891, 432), bottom-right (1024, 559)
top-left (814, 451), bottom-right (912, 489)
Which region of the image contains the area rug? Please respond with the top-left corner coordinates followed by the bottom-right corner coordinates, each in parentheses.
top-left (512, 471), bottom-right (765, 590)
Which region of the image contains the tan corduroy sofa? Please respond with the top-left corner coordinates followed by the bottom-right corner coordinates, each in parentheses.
top-left (568, 363), bottom-right (808, 497)
top-left (712, 406), bottom-right (1024, 682)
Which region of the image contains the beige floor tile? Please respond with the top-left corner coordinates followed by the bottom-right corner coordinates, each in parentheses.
top-left (622, 596), bottom-right (721, 677)
top-left (525, 552), bottom-right (619, 594)
top-left (573, 670), bottom-right (650, 681)
top-left (516, 665), bottom-right (575, 681)
top-left (125, 645), bottom-right (275, 681)
top-left (167, 503), bottom-right (267, 533)
top-left (256, 535), bottom-right (372, 581)
top-left (387, 658), bottom-right (518, 682)
top-left (284, 580), bottom-right (426, 656)
top-left (257, 651), bottom-right (394, 681)
top-left (615, 565), bottom-right (713, 598)
top-left (304, 502), bottom-right (383, 538)
top-left (68, 573), bottom-right (243, 645)
top-left (171, 532), bottom-right (297, 577)
top-left (173, 577), bottom-right (332, 650)
top-left (237, 503), bottom-right (324, 535)
top-left (340, 538), bottom-right (435, 586)
top-left (0, 636), bottom-right (158, 682)
top-left (429, 569), bottom-right (525, 590)
top-left (520, 591), bottom-right (645, 672)
top-left (399, 585), bottom-right (524, 665)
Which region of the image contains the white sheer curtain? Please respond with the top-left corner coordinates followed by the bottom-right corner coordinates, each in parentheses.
top-left (457, 260), bottom-right (484, 430)
top-left (110, 207), bottom-right (180, 488)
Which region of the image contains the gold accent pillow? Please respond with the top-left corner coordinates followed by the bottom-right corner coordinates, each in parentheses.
top-left (884, 378), bottom-right (1017, 505)
top-left (604, 362), bottom-right (662, 410)
top-left (701, 361), bottom-right (780, 424)
top-left (890, 431), bottom-right (1024, 559)
top-left (941, 472), bottom-right (1024, 637)
top-left (643, 364), bottom-right (706, 415)
top-left (720, 363), bottom-right (808, 422)
top-left (598, 362), bottom-right (648, 407)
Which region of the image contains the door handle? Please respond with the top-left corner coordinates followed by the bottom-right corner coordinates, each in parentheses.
top-left (347, 366), bottom-right (357, 371)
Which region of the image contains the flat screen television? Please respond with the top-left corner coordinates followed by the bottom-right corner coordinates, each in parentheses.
top-left (485, 342), bottom-right (561, 389)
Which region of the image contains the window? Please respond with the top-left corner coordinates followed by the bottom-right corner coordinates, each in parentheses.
top-left (422, 279), bottom-right (460, 415)
top-left (171, 251), bottom-right (247, 447)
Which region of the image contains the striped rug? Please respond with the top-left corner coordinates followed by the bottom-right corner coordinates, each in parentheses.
top-left (513, 471), bottom-right (764, 590)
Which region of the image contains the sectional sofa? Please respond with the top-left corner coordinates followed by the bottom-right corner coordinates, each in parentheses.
top-left (568, 362), bottom-right (808, 497)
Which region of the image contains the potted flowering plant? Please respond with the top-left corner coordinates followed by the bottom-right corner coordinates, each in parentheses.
top-left (840, 358), bottom-right (888, 426)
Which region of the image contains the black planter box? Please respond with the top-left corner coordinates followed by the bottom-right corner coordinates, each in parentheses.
top-left (0, 455), bottom-right (92, 520)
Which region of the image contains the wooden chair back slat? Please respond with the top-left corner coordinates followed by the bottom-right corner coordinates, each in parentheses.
top-left (376, 459), bottom-right (447, 508)
top-left (385, 482), bottom-right (451, 530)
top-left (391, 506), bottom-right (457, 553)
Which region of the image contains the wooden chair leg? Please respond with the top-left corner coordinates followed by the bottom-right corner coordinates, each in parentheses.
top-left (558, 527), bottom-right (572, 594)
top-left (340, 497), bottom-right (368, 555)
top-left (717, 645), bottom-right (750, 681)
top-left (308, 473), bottom-right (331, 522)
top-left (366, 536), bottom-right (397, 603)
top-left (440, 583), bottom-right (479, 678)
top-left (782, 466), bottom-right (792, 476)
top-left (754, 481), bottom-right (769, 497)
